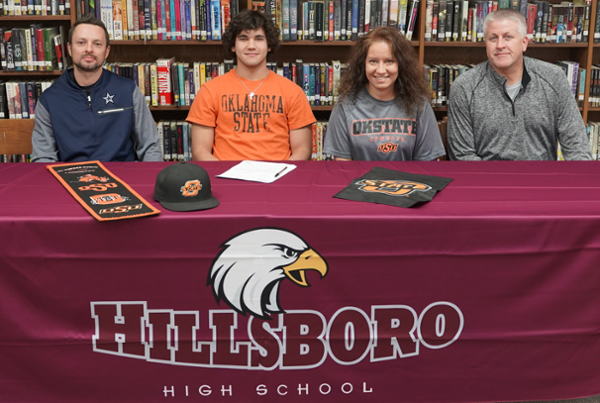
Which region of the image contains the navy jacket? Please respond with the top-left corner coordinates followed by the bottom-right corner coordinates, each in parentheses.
top-left (32, 68), bottom-right (161, 162)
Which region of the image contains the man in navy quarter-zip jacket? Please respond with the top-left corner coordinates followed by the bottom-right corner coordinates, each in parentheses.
top-left (32, 15), bottom-right (162, 163)
top-left (447, 9), bottom-right (592, 161)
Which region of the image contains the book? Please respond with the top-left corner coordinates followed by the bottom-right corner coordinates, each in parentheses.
top-left (282, 0), bottom-right (290, 40)
top-left (578, 68), bottom-right (586, 107)
top-left (334, 0), bottom-right (341, 38)
top-left (162, 120), bottom-right (171, 160)
top-left (184, 0), bottom-right (192, 39)
top-left (582, 3), bottom-right (589, 43)
top-left (452, 0), bottom-right (460, 41)
top-left (205, 0), bottom-right (212, 40)
top-left (316, 0), bottom-right (325, 40)
top-left (0, 83), bottom-right (7, 119)
top-left (350, 0), bottom-right (358, 40)
top-left (169, 120), bottom-right (177, 161)
top-left (459, 0), bottom-right (467, 41)
top-left (406, 0), bottom-right (418, 40)
top-left (42, 26), bottom-right (58, 71)
top-left (156, 57), bottom-right (175, 105)
top-left (388, 0), bottom-right (398, 27)
top-left (290, 0), bottom-right (297, 39)
top-left (437, 0), bottom-right (445, 41)
top-left (332, 59), bottom-right (340, 103)
top-left (144, 0), bottom-right (152, 39)
top-left (122, 0), bottom-right (129, 38)
top-left (19, 82), bottom-right (29, 119)
top-left (53, 33), bottom-right (65, 70)
top-left (340, 0), bottom-right (347, 39)
top-left (5, 81), bottom-right (15, 119)
top-left (113, 0), bottom-right (124, 39)
top-left (328, 0), bottom-right (335, 39)
top-left (368, 0), bottom-right (376, 33)
top-left (526, 3), bottom-right (536, 41)
top-left (424, 0), bottom-right (433, 40)
top-left (444, 0), bottom-right (453, 41)
top-left (594, 0), bottom-right (600, 43)
top-left (398, 0), bottom-right (408, 34)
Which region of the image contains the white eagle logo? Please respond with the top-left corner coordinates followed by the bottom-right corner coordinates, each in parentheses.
top-left (208, 228), bottom-right (328, 319)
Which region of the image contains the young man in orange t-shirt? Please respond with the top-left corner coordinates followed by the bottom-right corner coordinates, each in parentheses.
top-left (186, 10), bottom-right (315, 161)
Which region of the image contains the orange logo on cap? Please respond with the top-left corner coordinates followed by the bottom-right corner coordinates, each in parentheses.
top-left (357, 179), bottom-right (431, 196)
top-left (181, 180), bottom-right (202, 197)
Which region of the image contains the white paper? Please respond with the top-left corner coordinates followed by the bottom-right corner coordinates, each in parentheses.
top-left (217, 161), bottom-right (297, 183)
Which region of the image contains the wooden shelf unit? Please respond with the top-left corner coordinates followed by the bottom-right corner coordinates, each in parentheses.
top-left (0, 13), bottom-right (75, 154)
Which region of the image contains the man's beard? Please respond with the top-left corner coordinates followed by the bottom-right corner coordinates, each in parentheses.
top-left (74, 57), bottom-right (103, 72)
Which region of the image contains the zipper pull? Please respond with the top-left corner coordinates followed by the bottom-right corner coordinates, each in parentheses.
top-left (87, 95), bottom-right (92, 109)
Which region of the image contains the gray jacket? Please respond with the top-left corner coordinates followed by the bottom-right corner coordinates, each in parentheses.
top-left (447, 57), bottom-right (592, 161)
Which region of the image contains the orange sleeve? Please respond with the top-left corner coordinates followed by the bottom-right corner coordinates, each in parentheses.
top-left (186, 81), bottom-right (217, 128)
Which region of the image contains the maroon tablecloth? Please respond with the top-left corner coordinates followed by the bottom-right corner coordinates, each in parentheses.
top-left (1, 161), bottom-right (600, 403)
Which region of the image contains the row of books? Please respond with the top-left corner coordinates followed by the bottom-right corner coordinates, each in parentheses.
top-left (157, 119), bottom-right (331, 161)
top-left (587, 121), bottom-right (600, 160)
top-left (1, 26), bottom-right (69, 72)
top-left (310, 121), bottom-right (332, 160)
top-left (594, 2), bottom-right (600, 43)
top-left (106, 58), bottom-right (348, 108)
top-left (255, 0), bottom-right (420, 41)
top-left (78, 0), bottom-right (239, 41)
top-left (424, 63), bottom-right (471, 106)
top-left (0, 0), bottom-right (70, 15)
top-left (157, 120), bottom-right (193, 160)
top-left (425, 0), bottom-right (591, 43)
top-left (0, 80), bottom-right (55, 120)
top-left (0, 154), bottom-right (31, 163)
top-left (586, 64), bottom-right (600, 107)
top-left (555, 60), bottom-right (583, 102)
top-left (586, 122), bottom-right (600, 161)
top-left (424, 60), bottom-right (582, 107)
top-left (268, 60), bottom-right (347, 105)
top-left (107, 58), bottom-right (231, 107)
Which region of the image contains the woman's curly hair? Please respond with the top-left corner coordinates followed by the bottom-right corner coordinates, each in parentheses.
top-left (222, 10), bottom-right (280, 62)
top-left (338, 27), bottom-right (430, 116)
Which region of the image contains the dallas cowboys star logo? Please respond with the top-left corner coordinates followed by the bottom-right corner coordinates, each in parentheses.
top-left (103, 93), bottom-right (115, 104)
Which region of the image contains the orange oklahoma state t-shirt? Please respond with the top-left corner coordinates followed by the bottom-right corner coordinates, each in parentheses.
top-left (186, 69), bottom-right (316, 161)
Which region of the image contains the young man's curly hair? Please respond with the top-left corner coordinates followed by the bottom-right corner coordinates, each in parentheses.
top-left (222, 10), bottom-right (280, 63)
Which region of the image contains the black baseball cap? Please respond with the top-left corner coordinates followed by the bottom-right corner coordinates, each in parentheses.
top-left (154, 161), bottom-right (219, 212)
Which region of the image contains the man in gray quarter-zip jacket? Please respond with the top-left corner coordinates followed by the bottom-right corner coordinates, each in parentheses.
top-left (447, 9), bottom-right (592, 161)
top-left (32, 16), bottom-right (161, 163)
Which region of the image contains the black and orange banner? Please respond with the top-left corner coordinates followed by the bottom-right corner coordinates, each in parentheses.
top-left (47, 161), bottom-right (160, 221)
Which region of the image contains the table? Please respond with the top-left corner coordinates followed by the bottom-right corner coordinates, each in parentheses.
top-left (1, 160), bottom-right (600, 403)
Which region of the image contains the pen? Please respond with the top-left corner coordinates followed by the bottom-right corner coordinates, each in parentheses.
top-left (274, 167), bottom-right (288, 177)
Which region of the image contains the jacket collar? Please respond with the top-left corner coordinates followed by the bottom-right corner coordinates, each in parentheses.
top-left (486, 56), bottom-right (531, 89)
top-left (64, 67), bottom-right (108, 91)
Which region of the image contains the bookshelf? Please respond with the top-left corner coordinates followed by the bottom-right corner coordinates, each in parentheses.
top-left (2, 0), bottom-right (599, 157)
top-left (0, 14), bottom-right (73, 155)
top-left (100, 0), bottom-right (598, 122)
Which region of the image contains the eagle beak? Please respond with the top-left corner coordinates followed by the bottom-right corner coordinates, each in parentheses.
top-left (282, 248), bottom-right (328, 287)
